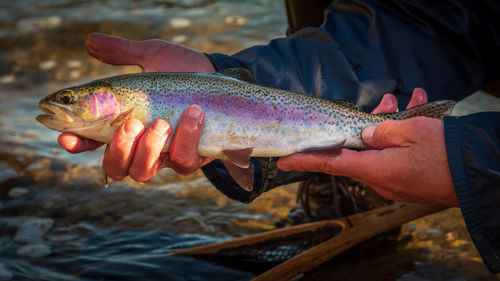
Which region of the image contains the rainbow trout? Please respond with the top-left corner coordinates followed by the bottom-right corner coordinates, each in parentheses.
top-left (37, 69), bottom-right (455, 191)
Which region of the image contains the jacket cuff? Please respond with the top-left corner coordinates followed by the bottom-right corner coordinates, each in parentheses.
top-left (200, 158), bottom-right (266, 203)
top-left (205, 53), bottom-right (245, 71)
top-left (444, 116), bottom-right (500, 272)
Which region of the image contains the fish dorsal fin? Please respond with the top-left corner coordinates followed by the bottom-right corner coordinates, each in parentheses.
top-left (222, 160), bottom-right (254, 192)
top-left (217, 68), bottom-right (256, 84)
top-left (332, 100), bottom-right (359, 110)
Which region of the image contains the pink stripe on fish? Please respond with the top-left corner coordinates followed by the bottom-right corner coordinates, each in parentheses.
top-left (96, 92), bottom-right (118, 117)
top-left (88, 94), bottom-right (98, 115)
top-left (80, 92), bottom-right (118, 118)
top-left (156, 92), bottom-right (332, 124)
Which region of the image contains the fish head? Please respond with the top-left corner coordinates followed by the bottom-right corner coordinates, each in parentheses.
top-left (36, 82), bottom-right (121, 141)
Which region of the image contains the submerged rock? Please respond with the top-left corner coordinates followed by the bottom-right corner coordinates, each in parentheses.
top-left (13, 218), bottom-right (54, 244)
top-left (16, 243), bottom-right (51, 258)
top-left (0, 163), bottom-right (18, 184)
top-left (65, 60), bottom-right (82, 68)
top-left (8, 187), bottom-right (29, 198)
top-left (0, 263), bottom-right (13, 281)
top-left (26, 163), bottom-right (44, 172)
top-left (415, 229), bottom-right (441, 240)
top-left (16, 16), bottom-right (62, 33)
top-left (38, 60), bottom-right (57, 71)
top-left (169, 17), bottom-right (191, 28)
top-left (171, 34), bottom-right (187, 44)
top-left (0, 75), bottom-right (15, 84)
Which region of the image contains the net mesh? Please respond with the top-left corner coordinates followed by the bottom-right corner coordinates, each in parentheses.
top-left (210, 225), bottom-right (342, 263)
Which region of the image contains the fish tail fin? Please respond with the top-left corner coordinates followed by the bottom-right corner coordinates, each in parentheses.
top-left (382, 100), bottom-right (456, 120)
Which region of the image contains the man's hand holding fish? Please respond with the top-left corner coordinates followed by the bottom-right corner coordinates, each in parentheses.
top-left (58, 33), bottom-right (214, 181)
top-left (53, 33), bottom-right (455, 206)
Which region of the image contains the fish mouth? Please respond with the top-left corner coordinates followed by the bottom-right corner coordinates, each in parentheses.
top-left (36, 102), bottom-right (76, 131)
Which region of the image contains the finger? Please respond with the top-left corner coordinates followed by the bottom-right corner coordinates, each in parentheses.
top-left (103, 119), bottom-right (145, 180)
top-left (361, 120), bottom-right (415, 149)
top-left (58, 133), bottom-right (103, 153)
top-left (278, 150), bottom-right (417, 203)
top-left (168, 105), bottom-right (205, 175)
top-left (278, 149), bottom-right (356, 174)
top-left (406, 88), bottom-right (428, 109)
top-left (278, 149), bottom-right (387, 185)
top-left (371, 94), bottom-right (398, 114)
top-left (128, 120), bottom-right (171, 182)
top-left (86, 32), bottom-right (146, 67)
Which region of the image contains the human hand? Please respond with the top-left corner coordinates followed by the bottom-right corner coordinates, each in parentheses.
top-left (277, 88), bottom-right (458, 206)
top-left (58, 33), bottom-right (215, 180)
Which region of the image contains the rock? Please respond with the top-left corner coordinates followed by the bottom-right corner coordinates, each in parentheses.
top-left (13, 218), bottom-right (54, 244)
top-left (49, 148), bottom-right (61, 155)
top-left (0, 237), bottom-right (11, 248)
top-left (171, 34), bottom-right (187, 44)
top-left (69, 70), bottom-right (81, 79)
top-left (225, 16), bottom-right (235, 24)
top-left (235, 17), bottom-right (246, 26)
top-left (16, 243), bottom-right (51, 258)
top-left (8, 187), bottom-right (29, 198)
top-left (65, 60), bottom-right (82, 68)
top-left (415, 229), bottom-right (441, 240)
top-left (17, 16), bottom-right (62, 32)
top-left (169, 17), bottom-right (191, 29)
top-left (0, 75), bottom-right (15, 84)
top-left (225, 16), bottom-right (245, 26)
top-left (38, 60), bottom-right (57, 71)
top-left (0, 164), bottom-right (18, 184)
top-left (450, 239), bottom-right (468, 248)
top-left (404, 224), bottom-right (417, 233)
top-left (0, 263), bottom-right (13, 281)
top-left (26, 163), bottom-right (44, 172)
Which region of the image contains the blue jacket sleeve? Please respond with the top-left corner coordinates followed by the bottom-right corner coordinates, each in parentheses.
top-left (201, 0), bottom-right (500, 203)
top-left (445, 112), bottom-right (500, 273)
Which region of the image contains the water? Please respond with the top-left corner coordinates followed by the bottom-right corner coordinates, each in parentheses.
top-left (0, 1), bottom-right (295, 280)
top-left (1, 0), bottom-right (500, 280)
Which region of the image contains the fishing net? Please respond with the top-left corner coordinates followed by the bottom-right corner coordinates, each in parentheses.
top-left (195, 224), bottom-right (342, 264)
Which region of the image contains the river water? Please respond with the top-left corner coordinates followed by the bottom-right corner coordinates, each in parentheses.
top-left (1, 1), bottom-right (500, 280)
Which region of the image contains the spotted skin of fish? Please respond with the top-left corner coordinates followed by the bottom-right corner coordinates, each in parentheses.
top-left (37, 69), bottom-right (455, 190)
top-left (37, 69), bottom-right (456, 159)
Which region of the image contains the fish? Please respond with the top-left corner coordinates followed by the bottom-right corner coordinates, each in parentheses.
top-left (36, 68), bottom-right (456, 191)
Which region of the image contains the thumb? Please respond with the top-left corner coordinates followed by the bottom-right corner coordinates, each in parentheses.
top-left (86, 32), bottom-right (147, 68)
top-left (361, 120), bottom-right (414, 149)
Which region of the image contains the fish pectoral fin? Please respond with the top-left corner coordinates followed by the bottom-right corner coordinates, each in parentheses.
top-left (217, 68), bottom-right (256, 84)
top-left (110, 108), bottom-right (135, 130)
top-left (223, 148), bottom-right (254, 168)
top-left (222, 160), bottom-right (254, 192)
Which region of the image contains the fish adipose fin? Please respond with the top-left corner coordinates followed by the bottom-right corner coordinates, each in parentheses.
top-left (110, 108), bottom-right (135, 130)
top-left (217, 68), bottom-right (256, 84)
top-left (381, 100), bottom-right (456, 120)
top-left (222, 148), bottom-right (254, 191)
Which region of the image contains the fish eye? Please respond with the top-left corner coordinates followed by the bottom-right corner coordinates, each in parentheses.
top-left (57, 90), bottom-right (75, 105)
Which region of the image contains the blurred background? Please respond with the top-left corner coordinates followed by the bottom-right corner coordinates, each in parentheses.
top-left (0, 0), bottom-right (499, 280)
